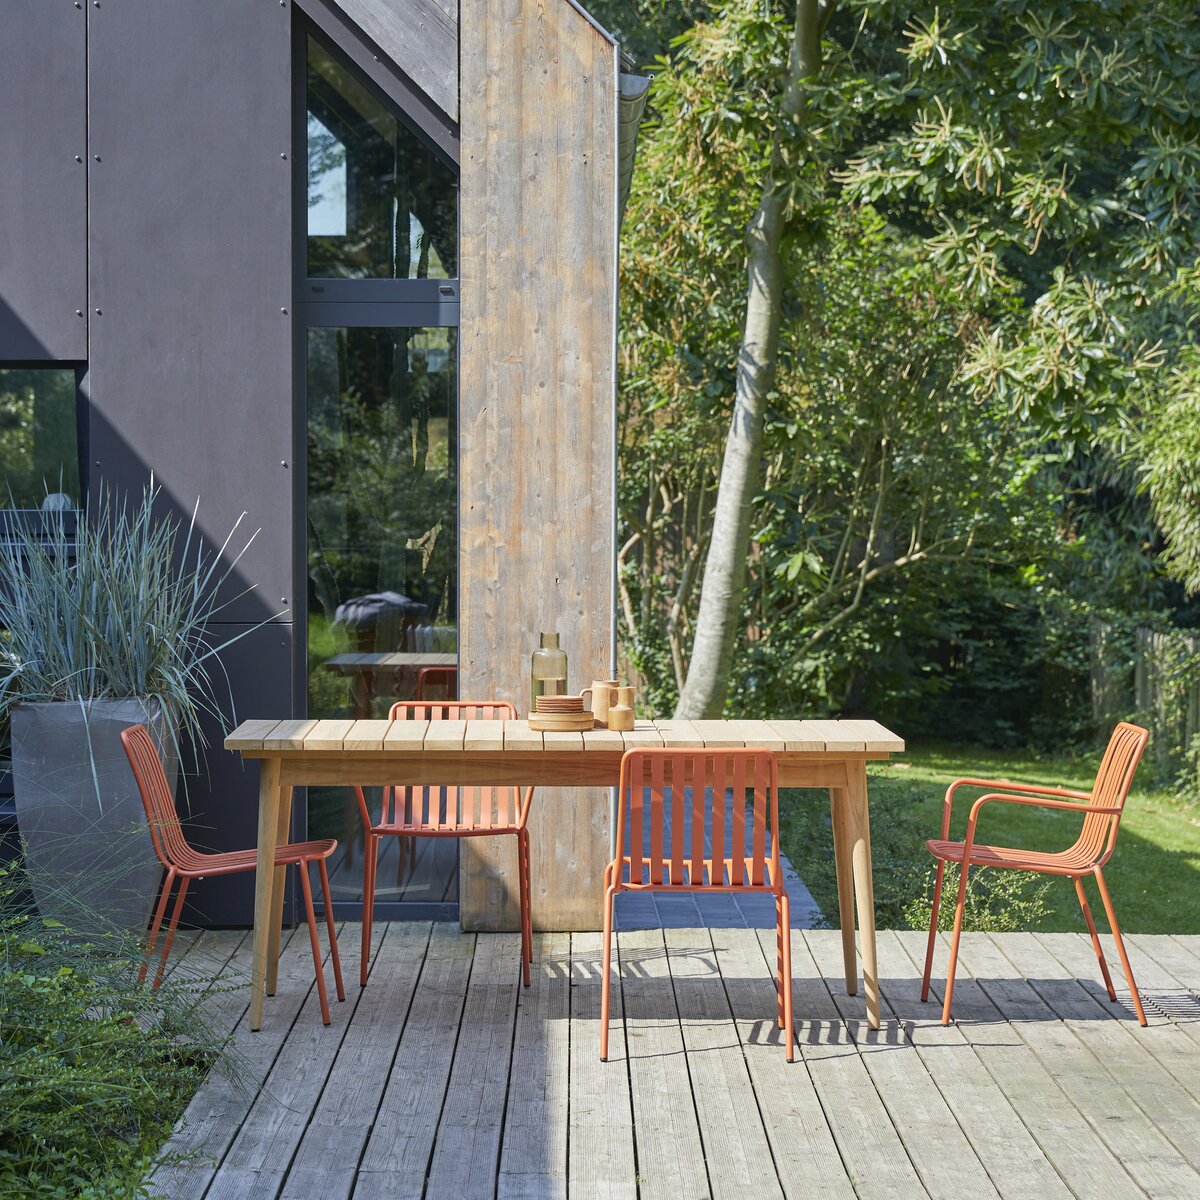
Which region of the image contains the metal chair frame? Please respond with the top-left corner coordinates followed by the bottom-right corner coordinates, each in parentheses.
top-left (121, 724), bottom-right (345, 1024)
top-left (921, 722), bottom-right (1151, 1026)
top-left (354, 700), bottom-right (534, 987)
top-left (601, 747), bottom-right (794, 1061)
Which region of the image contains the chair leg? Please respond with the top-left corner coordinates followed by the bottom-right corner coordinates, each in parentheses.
top-left (360, 833), bottom-right (378, 988)
top-left (517, 829), bottom-right (531, 986)
top-left (153, 876), bottom-right (189, 992)
top-left (941, 862), bottom-right (970, 1025)
top-left (600, 884), bottom-right (616, 1061)
top-left (778, 891), bottom-right (794, 1062)
top-left (299, 861), bottom-right (333, 1026)
top-left (141, 867), bottom-right (176, 986)
top-left (1074, 876), bottom-right (1117, 1000)
top-left (921, 859), bottom-right (946, 1002)
top-left (775, 895), bottom-right (785, 1027)
top-left (1093, 867), bottom-right (1147, 1026)
top-left (318, 857), bottom-right (345, 1002)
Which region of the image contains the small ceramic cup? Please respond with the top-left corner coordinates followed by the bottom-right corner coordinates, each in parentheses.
top-left (581, 678), bottom-right (619, 724)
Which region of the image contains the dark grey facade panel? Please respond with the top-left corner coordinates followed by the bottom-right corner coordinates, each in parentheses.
top-left (86, 0), bottom-right (294, 626)
top-left (179, 623), bottom-right (296, 927)
top-left (0, 0), bottom-right (88, 361)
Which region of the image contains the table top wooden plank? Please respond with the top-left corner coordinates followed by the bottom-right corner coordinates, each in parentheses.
top-left (383, 720), bottom-right (430, 750)
top-left (800, 719), bottom-right (866, 752)
top-left (580, 726), bottom-right (627, 751)
top-left (763, 720), bottom-right (827, 752)
top-left (838, 719), bottom-right (906, 753)
top-left (225, 716), bottom-right (903, 760)
top-left (342, 720), bottom-right (393, 752)
top-left (422, 719), bottom-right (467, 751)
top-left (504, 721), bottom-right (545, 752)
top-left (650, 719), bottom-right (705, 748)
top-left (324, 651), bottom-right (457, 671)
top-left (723, 719), bottom-right (788, 752)
top-left (543, 731), bottom-right (585, 750)
top-left (262, 720), bottom-right (320, 750)
top-left (225, 719), bottom-right (284, 750)
top-left (463, 719), bottom-right (507, 752)
top-left (303, 719), bottom-right (356, 752)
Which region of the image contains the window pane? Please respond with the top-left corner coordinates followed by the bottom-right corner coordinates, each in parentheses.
top-left (306, 325), bottom-right (458, 905)
top-left (0, 368), bottom-right (80, 510)
top-left (306, 36), bottom-right (457, 280)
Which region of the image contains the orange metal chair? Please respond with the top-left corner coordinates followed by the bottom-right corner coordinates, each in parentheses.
top-left (600, 748), bottom-right (794, 1061)
top-left (922, 722), bottom-right (1150, 1026)
top-left (415, 665), bottom-right (458, 701)
top-left (120, 724), bottom-right (346, 1025)
top-left (354, 700), bottom-right (534, 988)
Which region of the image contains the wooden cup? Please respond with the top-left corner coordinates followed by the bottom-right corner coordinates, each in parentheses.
top-left (581, 678), bottom-right (619, 725)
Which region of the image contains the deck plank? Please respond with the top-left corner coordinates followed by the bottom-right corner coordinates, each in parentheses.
top-left (618, 927), bottom-right (710, 1199)
top-left (567, 932), bottom-right (637, 1200)
top-left (278, 923), bottom-right (433, 1200)
top-left (353, 925), bottom-right (476, 1199)
top-left (877, 931), bottom-right (1073, 1200)
top-left (424, 933), bottom-right (524, 1199)
top-left (708, 926), bottom-right (855, 1199)
top-left (146, 926), bottom-right (1200, 1200)
top-left (947, 932), bottom-right (1157, 1199)
top-left (663, 926), bottom-right (783, 1197)
top-left (498, 933), bottom-right (571, 1200)
top-left (803, 929), bottom-right (1001, 1200)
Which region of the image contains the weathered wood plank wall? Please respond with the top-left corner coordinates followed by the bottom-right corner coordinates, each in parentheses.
top-left (459, 0), bottom-right (617, 931)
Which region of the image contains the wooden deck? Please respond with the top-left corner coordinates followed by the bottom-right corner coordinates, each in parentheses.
top-left (151, 924), bottom-right (1200, 1199)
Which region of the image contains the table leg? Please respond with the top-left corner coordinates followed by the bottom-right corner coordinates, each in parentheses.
top-left (845, 759), bottom-right (880, 1030)
top-left (266, 785), bottom-right (293, 996)
top-left (829, 788), bottom-right (857, 996)
top-left (250, 756), bottom-right (283, 1032)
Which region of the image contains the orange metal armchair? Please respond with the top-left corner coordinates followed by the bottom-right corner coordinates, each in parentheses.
top-left (121, 724), bottom-right (345, 1024)
top-left (921, 722), bottom-right (1150, 1026)
top-left (601, 748), bottom-right (793, 1061)
top-left (354, 700), bottom-right (534, 987)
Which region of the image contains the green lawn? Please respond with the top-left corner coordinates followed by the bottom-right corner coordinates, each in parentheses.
top-left (780, 741), bottom-right (1200, 934)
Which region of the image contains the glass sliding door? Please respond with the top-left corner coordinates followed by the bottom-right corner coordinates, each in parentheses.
top-left (296, 20), bottom-right (460, 917)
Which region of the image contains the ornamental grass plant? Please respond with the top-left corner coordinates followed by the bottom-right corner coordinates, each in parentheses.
top-left (0, 484), bottom-right (261, 754)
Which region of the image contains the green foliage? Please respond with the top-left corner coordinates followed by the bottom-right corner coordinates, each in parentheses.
top-left (613, 0), bottom-right (1200, 738)
top-left (0, 866), bottom-right (226, 1198)
top-left (779, 780), bottom-right (1052, 932)
top-left (0, 484), bottom-right (261, 751)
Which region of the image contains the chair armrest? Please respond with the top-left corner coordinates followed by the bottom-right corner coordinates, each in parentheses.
top-left (940, 776), bottom-right (1092, 838)
top-left (960, 792), bottom-right (1121, 859)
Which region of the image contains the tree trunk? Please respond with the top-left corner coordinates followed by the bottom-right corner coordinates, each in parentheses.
top-left (675, 1), bottom-right (825, 717)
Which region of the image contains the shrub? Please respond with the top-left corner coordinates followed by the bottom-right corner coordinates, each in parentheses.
top-left (0, 865), bottom-right (227, 1199)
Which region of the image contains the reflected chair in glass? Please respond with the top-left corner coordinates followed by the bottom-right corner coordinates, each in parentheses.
top-left (354, 700), bottom-right (534, 986)
top-left (120, 724), bottom-right (346, 1024)
top-left (600, 748), bottom-right (794, 1061)
top-left (921, 721), bottom-right (1151, 1025)
top-left (415, 665), bottom-right (458, 701)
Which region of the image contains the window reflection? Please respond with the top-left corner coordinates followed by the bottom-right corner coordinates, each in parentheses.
top-left (306, 36), bottom-right (457, 280)
top-left (0, 368), bottom-right (80, 510)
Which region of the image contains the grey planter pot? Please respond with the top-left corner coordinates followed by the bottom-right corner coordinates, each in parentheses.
top-left (12, 699), bottom-right (176, 938)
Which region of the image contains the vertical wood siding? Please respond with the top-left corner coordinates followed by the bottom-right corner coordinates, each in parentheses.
top-left (459, 0), bottom-right (617, 930)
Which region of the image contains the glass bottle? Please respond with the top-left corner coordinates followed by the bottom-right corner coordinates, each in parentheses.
top-left (530, 631), bottom-right (568, 714)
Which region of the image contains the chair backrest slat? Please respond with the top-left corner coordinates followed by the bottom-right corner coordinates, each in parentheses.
top-left (120, 724), bottom-right (190, 869)
top-left (1077, 721), bottom-right (1149, 864)
top-left (385, 701), bottom-right (518, 832)
top-left (730, 753), bottom-right (747, 886)
top-left (613, 748), bottom-right (781, 895)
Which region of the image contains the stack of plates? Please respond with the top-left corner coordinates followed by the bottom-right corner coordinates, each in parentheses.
top-left (530, 695), bottom-right (594, 731)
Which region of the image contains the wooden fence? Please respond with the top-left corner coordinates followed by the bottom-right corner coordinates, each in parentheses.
top-left (1091, 623), bottom-right (1200, 785)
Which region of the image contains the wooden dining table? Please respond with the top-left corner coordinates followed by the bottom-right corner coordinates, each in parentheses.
top-left (225, 716), bottom-right (905, 1031)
